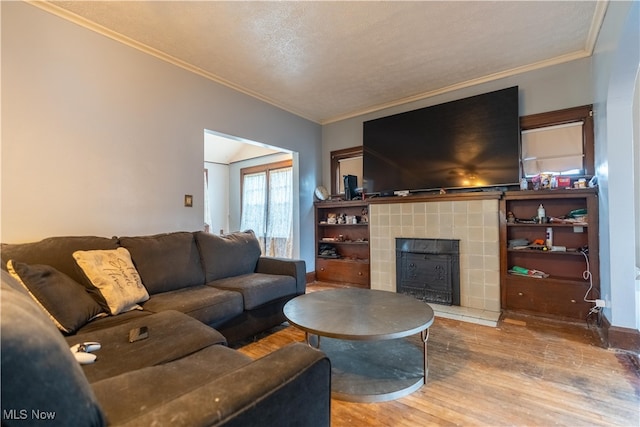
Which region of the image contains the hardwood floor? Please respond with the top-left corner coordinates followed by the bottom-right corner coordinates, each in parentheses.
top-left (236, 283), bottom-right (640, 426)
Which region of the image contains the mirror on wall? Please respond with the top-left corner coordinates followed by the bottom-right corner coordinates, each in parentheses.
top-left (330, 146), bottom-right (363, 196)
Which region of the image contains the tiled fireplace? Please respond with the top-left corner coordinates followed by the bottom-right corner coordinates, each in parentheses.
top-left (369, 199), bottom-right (501, 316)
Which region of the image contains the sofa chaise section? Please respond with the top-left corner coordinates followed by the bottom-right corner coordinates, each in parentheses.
top-left (67, 309), bottom-right (227, 383)
top-left (1, 267), bottom-right (331, 426)
top-left (91, 343), bottom-right (331, 426)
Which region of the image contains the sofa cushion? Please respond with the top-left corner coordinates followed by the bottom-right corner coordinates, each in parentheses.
top-left (141, 285), bottom-right (244, 327)
top-left (6, 260), bottom-right (105, 334)
top-left (75, 309), bottom-right (153, 335)
top-left (119, 232), bottom-right (205, 294)
top-left (0, 235), bottom-right (119, 288)
top-left (208, 273), bottom-right (297, 310)
top-left (195, 230), bottom-right (261, 282)
top-left (97, 343), bottom-right (331, 427)
top-left (73, 248), bottom-right (149, 315)
top-left (91, 345), bottom-right (252, 425)
top-left (65, 310), bottom-right (227, 383)
top-left (1, 271), bottom-right (106, 426)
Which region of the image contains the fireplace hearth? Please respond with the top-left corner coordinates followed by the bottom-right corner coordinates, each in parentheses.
top-left (396, 238), bottom-right (460, 306)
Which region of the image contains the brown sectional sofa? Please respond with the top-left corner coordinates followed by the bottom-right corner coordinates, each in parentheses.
top-left (0, 230), bottom-right (331, 426)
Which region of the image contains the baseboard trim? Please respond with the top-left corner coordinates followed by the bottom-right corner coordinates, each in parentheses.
top-left (306, 271), bottom-right (316, 285)
top-left (602, 314), bottom-right (640, 353)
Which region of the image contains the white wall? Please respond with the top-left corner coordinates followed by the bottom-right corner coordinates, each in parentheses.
top-left (635, 73), bottom-right (639, 270)
top-left (1, 2), bottom-right (321, 270)
top-left (592, 0), bottom-right (639, 330)
top-left (204, 162), bottom-right (229, 235)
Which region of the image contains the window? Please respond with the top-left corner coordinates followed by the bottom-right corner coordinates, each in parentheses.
top-left (330, 146), bottom-right (363, 195)
top-left (240, 160), bottom-right (293, 258)
top-left (520, 105), bottom-right (594, 177)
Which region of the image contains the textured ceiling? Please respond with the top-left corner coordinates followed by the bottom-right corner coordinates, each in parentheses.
top-left (204, 131), bottom-right (283, 164)
top-left (42, 1), bottom-right (606, 124)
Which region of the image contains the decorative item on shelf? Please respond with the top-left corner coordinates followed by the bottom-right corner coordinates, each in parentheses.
top-left (574, 178), bottom-right (587, 189)
top-left (520, 178), bottom-right (529, 190)
top-left (557, 176), bottom-right (571, 188)
top-left (361, 208), bottom-right (368, 223)
top-left (531, 174), bottom-right (551, 190)
top-left (314, 186), bottom-right (330, 201)
top-left (537, 204), bottom-right (546, 223)
top-left (327, 213), bottom-right (337, 224)
top-left (507, 211), bottom-right (515, 223)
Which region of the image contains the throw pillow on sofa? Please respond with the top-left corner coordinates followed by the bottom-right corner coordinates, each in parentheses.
top-left (195, 230), bottom-right (261, 282)
top-left (6, 260), bottom-right (105, 334)
top-left (73, 248), bottom-right (149, 315)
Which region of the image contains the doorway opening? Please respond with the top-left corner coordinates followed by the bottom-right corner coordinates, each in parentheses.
top-left (204, 129), bottom-right (299, 258)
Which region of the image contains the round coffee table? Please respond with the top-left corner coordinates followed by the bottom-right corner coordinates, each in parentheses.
top-left (283, 288), bottom-right (434, 402)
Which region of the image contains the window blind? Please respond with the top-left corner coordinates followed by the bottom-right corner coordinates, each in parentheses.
top-left (521, 122), bottom-right (584, 176)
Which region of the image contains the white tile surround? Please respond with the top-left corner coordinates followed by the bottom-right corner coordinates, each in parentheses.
top-left (369, 199), bottom-right (501, 326)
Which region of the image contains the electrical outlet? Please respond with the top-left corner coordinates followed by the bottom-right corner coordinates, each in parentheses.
top-left (595, 299), bottom-right (606, 308)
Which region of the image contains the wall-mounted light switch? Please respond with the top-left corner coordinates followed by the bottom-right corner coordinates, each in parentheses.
top-left (184, 194), bottom-right (193, 207)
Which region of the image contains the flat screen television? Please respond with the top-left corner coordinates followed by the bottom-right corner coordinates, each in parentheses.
top-left (363, 86), bottom-right (520, 194)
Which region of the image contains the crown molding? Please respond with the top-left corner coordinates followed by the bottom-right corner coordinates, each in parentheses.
top-left (28, 0), bottom-right (608, 127)
top-left (320, 50), bottom-right (592, 125)
top-left (27, 1), bottom-right (318, 123)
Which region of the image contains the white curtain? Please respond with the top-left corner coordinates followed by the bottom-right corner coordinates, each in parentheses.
top-left (265, 167), bottom-right (293, 258)
top-left (240, 172), bottom-right (267, 238)
top-left (240, 166), bottom-right (293, 258)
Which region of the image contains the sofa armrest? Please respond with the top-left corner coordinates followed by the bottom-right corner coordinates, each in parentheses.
top-left (119, 343), bottom-right (331, 427)
top-left (255, 257), bottom-right (306, 295)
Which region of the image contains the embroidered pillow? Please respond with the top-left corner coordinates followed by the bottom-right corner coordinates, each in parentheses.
top-left (6, 260), bottom-right (105, 334)
top-left (73, 248), bottom-right (149, 315)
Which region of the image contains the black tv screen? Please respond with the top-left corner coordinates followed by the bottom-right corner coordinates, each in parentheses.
top-left (363, 86), bottom-right (520, 194)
